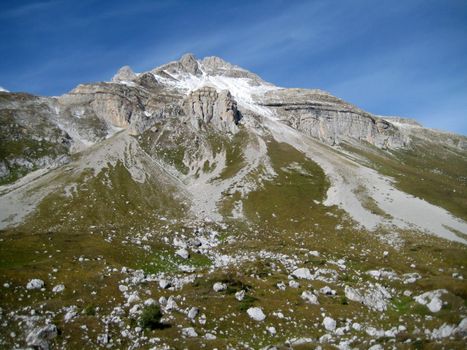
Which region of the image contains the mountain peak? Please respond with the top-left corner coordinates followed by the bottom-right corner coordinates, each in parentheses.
top-left (112, 65), bottom-right (136, 83)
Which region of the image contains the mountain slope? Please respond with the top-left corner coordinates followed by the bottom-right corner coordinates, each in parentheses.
top-left (0, 53), bottom-right (466, 349)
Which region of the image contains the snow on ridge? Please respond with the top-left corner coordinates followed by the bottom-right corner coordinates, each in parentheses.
top-left (160, 71), bottom-right (280, 116)
top-left (0, 86), bottom-right (9, 92)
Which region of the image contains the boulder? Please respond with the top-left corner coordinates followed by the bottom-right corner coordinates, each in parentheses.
top-left (247, 307), bottom-right (266, 321)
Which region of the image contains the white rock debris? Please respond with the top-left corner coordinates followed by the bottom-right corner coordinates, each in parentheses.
top-left (182, 327), bottom-right (198, 337)
top-left (301, 291), bottom-right (319, 304)
top-left (26, 324), bottom-right (58, 350)
top-left (213, 282), bottom-right (227, 292)
top-left (175, 248), bottom-right (190, 259)
top-left (414, 289), bottom-right (447, 313)
top-left (291, 267), bottom-right (313, 280)
top-left (52, 284), bottom-right (65, 293)
top-left (26, 279), bottom-right (45, 290)
top-left (247, 307), bottom-right (266, 321)
top-left (323, 316), bottom-right (336, 331)
top-left (344, 283), bottom-right (391, 311)
top-left (235, 290), bottom-right (245, 301)
top-left (187, 307), bottom-right (199, 320)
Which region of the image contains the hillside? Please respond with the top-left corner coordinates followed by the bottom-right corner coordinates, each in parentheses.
top-left (0, 53), bottom-right (466, 349)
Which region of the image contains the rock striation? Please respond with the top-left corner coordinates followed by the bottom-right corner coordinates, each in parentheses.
top-left (182, 86), bottom-right (241, 133)
top-left (261, 88), bottom-right (408, 149)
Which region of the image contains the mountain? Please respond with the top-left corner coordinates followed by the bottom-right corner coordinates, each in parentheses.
top-left (0, 53), bottom-right (466, 349)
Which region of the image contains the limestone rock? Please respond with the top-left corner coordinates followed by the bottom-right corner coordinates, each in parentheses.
top-left (323, 316), bottom-right (336, 331)
top-left (112, 65), bottom-right (137, 83)
top-left (183, 86), bottom-right (241, 133)
top-left (26, 279), bottom-right (44, 290)
top-left (26, 324), bottom-right (58, 350)
top-left (301, 291), bottom-right (319, 304)
top-left (213, 282), bottom-right (227, 292)
top-left (182, 327), bottom-right (198, 337)
top-left (291, 267), bottom-right (313, 280)
top-left (60, 83), bottom-right (145, 128)
top-left (261, 88), bottom-right (408, 149)
top-left (247, 307), bottom-right (266, 321)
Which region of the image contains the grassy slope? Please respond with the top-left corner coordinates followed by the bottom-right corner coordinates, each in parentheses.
top-left (0, 132), bottom-right (466, 348)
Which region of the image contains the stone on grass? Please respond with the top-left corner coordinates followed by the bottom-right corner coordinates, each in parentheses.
top-left (188, 307), bottom-right (199, 319)
top-left (26, 324), bottom-right (58, 350)
top-left (323, 316), bottom-right (336, 331)
top-left (301, 291), bottom-right (319, 304)
top-left (52, 284), bottom-right (65, 293)
top-left (26, 279), bottom-right (44, 290)
top-left (182, 327), bottom-right (198, 337)
top-left (127, 292), bottom-right (140, 304)
top-left (213, 282), bottom-right (227, 292)
top-left (235, 290), bottom-right (245, 301)
top-left (247, 307), bottom-right (266, 321)
top-left (159, 279), bottom-right (171, 289)
top-left (288, 280), bottom-right (300, 289)
top-left (144, 298), bottom-right (156, 306)
top-left (267, 326), bottom-right (277, 335)
top-left (291, 268), bottom-right (313, 280)
top-left (175, 248), bottom-right (190, 260)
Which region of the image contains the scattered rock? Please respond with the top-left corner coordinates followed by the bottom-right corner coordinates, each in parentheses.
top-left (188, 307), bottom-right (199, 320)
top-left (301, 291), bottom-right (319, 304)
top-left (204, 332), bottom-right (216, 340)
top-left (344, 284), bottom-right (391, 312)
top-left (175, 248), bottom-right (190, 259)
top-left (319, 286), bottom-right (336, 295)
top-left (267, 326), bottom-right (277, 335)
top-left (213, 282), bottom-right (227, 292)
top-left (288, 280), bottom-right (300, 289)
top-left (144, 298), bottom-right (157, 306)
top-left (127, 292), bottom-right (141, 304)
top-left (291, 268), bottom-right (313, 280)
top-left (235, 290), bottom-right (245, 301)
top-left (52, 284), bottom-right (65, 293)
top-left (414, 289), bottom-right (447, 313)
top-left (182, 327), bottom-right (198, 337)
top-left (247, 307), bottom-right (266, 321)
top-left (26, 324), bottom-right (58, 350)
top-left (159, 279), bottom-right (172, 289)
top-left (26, 279), bottom-right (45, 290)
top-left (323, 316), bottom-right (336, 331)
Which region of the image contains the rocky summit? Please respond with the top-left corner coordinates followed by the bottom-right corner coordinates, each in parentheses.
top-left (0, 53), bottom-right (466, 349)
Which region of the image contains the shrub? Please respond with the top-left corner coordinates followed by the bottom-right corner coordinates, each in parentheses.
top-left (140, 305), bottom-right (163, 330)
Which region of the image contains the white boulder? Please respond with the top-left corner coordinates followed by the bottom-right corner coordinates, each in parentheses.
top-left (301, 291), bottom-right (319, 304)
top-left (291, 268), bottom-right (313, 280)
top-left (323, 316), bottom-right (336, 331)
top-left (213, 282), bottom-right (227, 292)
top-left (26, 279), bottom-right (44, 290)
top-left (247, 307), bottom-right (266, 321)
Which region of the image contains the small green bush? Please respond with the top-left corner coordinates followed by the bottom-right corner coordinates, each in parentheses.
top-left (140, 305), bottom-right (163, 330)
top-left (83, 304), bottom-right (96, 316)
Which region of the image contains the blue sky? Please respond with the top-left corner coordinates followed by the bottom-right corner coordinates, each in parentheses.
top-left (1, 0), bottom-right (466, 134)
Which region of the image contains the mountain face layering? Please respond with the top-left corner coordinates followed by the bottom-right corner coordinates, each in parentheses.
top-left (0, 53), bottom-right (466, 349)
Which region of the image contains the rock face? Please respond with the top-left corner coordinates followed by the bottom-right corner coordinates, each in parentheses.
top-left (112, 65), bottom-right (137, 83)
top-left (152, 53), bottom-right (202, 77)
top-left (183, 86), bottom-right (241, 133)
top-left (0, 92), bottom-right (72, 183)
top-left (59, 83), bottom-right (146, 128)
top-left (261, 88), bottom-right (408, 149)
top-left (200, 56), bottom-right (268, 85)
